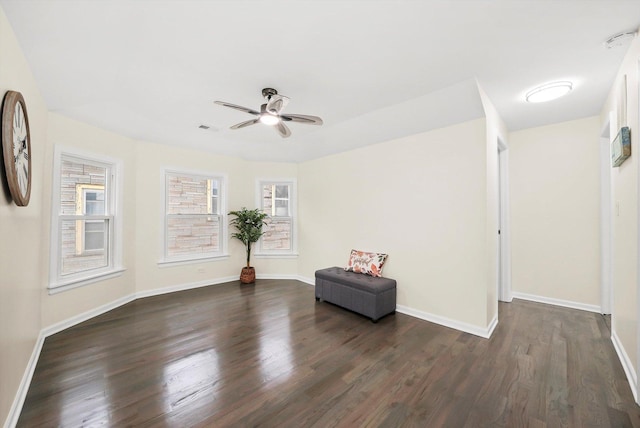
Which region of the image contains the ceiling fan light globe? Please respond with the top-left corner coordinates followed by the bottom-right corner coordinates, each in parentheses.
top-left (260, 114), bottom-right (280, 126)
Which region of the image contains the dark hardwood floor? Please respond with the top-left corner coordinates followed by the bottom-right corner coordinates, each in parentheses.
top-left (17, 280), bottom-right (640, 427)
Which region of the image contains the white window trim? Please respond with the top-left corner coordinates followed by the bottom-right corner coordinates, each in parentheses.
top-left (159, 167), bottom-right (229, 265)
top-left (48, 146), bottom-right (125, 293)
top-left (254, 178), bottom-right (298, 257)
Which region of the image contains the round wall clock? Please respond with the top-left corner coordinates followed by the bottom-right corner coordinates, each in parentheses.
top-left (2, 90), bottom-right (31, 206)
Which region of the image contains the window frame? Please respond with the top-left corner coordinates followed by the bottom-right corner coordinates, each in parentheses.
top-left (48, 146), bottom-right (125, 294)
top-left (159, 168), bottom-right (229, 266)
top-left (255, 178), bottom-right (298, 258)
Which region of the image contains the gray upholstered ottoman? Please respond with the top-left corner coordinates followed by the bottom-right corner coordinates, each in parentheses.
top-left (315, 267), bottom-right (397, 322)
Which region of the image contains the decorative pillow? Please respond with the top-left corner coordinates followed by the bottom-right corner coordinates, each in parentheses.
top-left (345, 249), bottom-right (388, 277)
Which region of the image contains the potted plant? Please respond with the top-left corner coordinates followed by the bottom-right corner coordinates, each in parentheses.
top-left (228, 207), bottom-right (269, 284)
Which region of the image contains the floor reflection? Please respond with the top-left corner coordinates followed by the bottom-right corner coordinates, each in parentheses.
top-left (258, 309), bottom-right (294, 386)
top-left (161, 348), bottom-right (220, 413)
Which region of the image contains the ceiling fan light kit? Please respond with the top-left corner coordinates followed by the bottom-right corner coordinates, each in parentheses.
top-left (215, 88), bottom-right (323, 138)
top-left (259, 113), bottom-right (280, 126)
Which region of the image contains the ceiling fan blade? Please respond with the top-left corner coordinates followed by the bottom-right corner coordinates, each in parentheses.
top-left (230, 118), bottom-right (260, 129)
top-left (280, 114), bottom-right (323, 125)
top-left (214, 101), bottom-right (260, 116)
top-left (266, 95), bottom-right (290, 115)
top-left (275, 121), bottom-right (292, 138)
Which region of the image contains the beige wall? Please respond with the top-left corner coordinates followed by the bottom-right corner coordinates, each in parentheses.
top-left (41, 114), bottom-right (139, 327)
top-left (0, 7), bottom-right (48, 424)
top-left (600, 36), bottom-right (640, 383)
top-left (298, 119), bottom-right (494, 329)
top-left (509, 117), bottom-right (602, 307)
top-left (133, 141), bottom-right (298, 293)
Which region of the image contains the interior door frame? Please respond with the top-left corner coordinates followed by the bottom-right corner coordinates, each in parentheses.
top-left (498, 138), bottom-right (512, 303)
top-left (600, 114), bottom-right (613, 315)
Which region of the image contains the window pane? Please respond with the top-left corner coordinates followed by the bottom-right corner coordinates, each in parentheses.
top-left (261, 217), bottom-right (291, 250)
top-left (85, 190), bottom-right (105, 215)
top-left (84, 221), bottom-right (105, 251)
top-left (262, 185), bottom-right (273, 213)
top-left (60, 158), bottom-right (107, 215)
top-left (211, 197), bottom-right (218, 216)
top-left (167, 215), bottom-right (220, 257)
top-left (167, 174), bottom-right (210, 215)
top-left (60, 219), bottom-right (108, 275)
top-left (274, 199), bottom-right (289, 216)
top-left (275, 185), bottom-right (289, 199)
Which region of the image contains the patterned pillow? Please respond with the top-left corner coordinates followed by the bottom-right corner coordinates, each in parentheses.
top-left (345, 249), bottom-right (388, 277)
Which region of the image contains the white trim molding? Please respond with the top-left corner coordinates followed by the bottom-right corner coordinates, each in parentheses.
top-left (296, 275), bottom-right (315, 286)
top-left (255, 273), bottom-right (299, 281)
top-left (512, 291), bottom-right (601, 313)
top-left (612, 329), bottom-right (638, 403)
top-left (135, 276), bottom-right (238, 299)
top-left (396, 305), bottom-right (498, 339)
top-left (497, 139), bottom-right (513, 303)
top-left (4, 332), bottom-right (45, 428)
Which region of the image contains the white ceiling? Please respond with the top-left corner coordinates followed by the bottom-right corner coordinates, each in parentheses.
top-left (1, 1), bottom-right (638, 162)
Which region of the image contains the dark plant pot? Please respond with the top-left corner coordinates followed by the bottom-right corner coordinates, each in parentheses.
top-left (240, 266), bottom-right (255, 284)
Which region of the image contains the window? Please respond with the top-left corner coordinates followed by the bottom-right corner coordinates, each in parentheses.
top-left (77, 185), bottom-right (105, 253)
top-left (162, 170), bottom-right (227, 263)
top-left (256, 180), bottom-right (297, 256)
top-left (49, 148), bottom-right (123, 293)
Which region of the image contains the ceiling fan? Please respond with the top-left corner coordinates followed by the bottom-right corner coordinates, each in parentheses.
top-left (214, 88), bottom-right (323, 138)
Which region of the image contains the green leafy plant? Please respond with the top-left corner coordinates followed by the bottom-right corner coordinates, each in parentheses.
top-left (228, 207), bottom-right (269, 268)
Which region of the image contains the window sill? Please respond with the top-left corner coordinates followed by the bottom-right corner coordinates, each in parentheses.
top-left (254, 253), bottom-right (299, 259)
top-left (158, 254), bottom-right (230, 268)
top-left (48, 267), bottom-right (126, 295)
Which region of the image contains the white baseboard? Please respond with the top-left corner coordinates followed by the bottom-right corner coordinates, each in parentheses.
top-left (486, 314), bottom-right (499, 337)
top-left (611, 329), bottom-right (638, 403)
top-left (135, 276), bottom-right (237, 299)
top-left (511, 291), bottom-right (601, 314)
top-left (295, 275), bottom-right (315, 286)
top-left (4, 332), bottom-right (45, 428)
top-left (42, 294), bottom-right (137, 338)
top-left (396, 305), bottom-right (497, 339)
top-left (256, 273), bottom-right (300, 281)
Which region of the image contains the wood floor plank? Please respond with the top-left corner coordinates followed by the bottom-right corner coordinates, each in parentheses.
top-left (16, 280), bottom-right (640, 427)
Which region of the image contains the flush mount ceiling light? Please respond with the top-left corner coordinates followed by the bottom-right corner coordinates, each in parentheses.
top-left (525, 81), bottom-right (573, 103)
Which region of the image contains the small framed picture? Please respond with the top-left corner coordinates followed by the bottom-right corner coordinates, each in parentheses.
top-left (612, 126), bottom-right (631, 168)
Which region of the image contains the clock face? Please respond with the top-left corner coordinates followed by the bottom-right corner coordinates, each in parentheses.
top-left (13, 102), bottom-right (29, 197)
top-left (2, 91), bottom-right (31, 206)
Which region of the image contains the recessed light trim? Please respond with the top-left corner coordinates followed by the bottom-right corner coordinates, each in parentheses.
top-left (525, 81), bottom-right (573, 103)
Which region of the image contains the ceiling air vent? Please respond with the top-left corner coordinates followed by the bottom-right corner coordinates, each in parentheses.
top-left (605, 31), bottom-right (637, 49)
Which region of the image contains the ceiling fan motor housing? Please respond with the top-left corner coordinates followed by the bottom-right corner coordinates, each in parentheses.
top-left (262, 87), bottom-right (278, 100)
